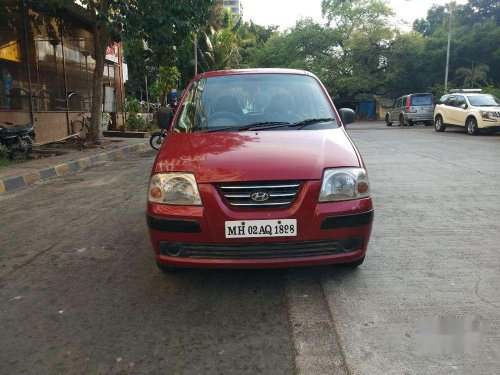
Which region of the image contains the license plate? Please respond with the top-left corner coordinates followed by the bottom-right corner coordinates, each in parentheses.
top-left (225, 219), bottom-right (297, 238)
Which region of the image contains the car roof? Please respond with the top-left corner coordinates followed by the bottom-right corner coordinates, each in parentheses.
top-left (195, 68), bottom-right (314, 80)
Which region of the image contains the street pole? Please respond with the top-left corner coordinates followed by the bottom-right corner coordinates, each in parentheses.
top-left (444, 6), bottom-right (453, 92)
top-left (194, 32), bottom-right (198, 76)
top-left (144, 75), bottom-right (150, 108)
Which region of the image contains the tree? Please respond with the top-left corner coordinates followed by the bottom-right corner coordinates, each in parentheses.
top-left (149, 66), bottom-right (180, 104)
top-left (29, 0), bottom-right (214, 143)
top-left (456, 63), bottom-right (489, 88)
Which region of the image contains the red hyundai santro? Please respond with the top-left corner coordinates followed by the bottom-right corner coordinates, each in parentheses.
top-left (147, 69), bottom-right (373, 271)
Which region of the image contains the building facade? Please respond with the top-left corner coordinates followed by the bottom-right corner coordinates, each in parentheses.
top-left (0, 1), bottom-right (126, 144)
top-left (223, 0), bottom-right (243, 17)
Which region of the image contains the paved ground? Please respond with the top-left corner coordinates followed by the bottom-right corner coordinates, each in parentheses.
top-left (0, 121), bottom-right (499, 374)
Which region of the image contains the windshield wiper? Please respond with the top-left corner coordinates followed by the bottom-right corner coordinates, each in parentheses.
top-left (288, 117), bottom-right (336, 130)
top-left (198, 121), bottom-right (290, 132)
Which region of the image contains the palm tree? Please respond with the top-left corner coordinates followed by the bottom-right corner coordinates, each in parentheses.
top-left (455, 63), bottom-right (489, 88)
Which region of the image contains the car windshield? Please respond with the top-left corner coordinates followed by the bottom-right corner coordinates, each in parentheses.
top-left (173, 73), bottom-right (336, 132)
top-left (466, 94), bottom-right (500, 107)
top-left (411, 95), bottom-right (433, 106)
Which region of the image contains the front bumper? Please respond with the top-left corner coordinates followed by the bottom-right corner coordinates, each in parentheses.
top-left (478, 117), bottom-right (500, 131)
top-left (147, 181), bottom-right (373, 269)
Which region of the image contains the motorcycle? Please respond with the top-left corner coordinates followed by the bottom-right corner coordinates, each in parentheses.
top-left (0, 122), bottom-right (36, 159)
top-left (149, 128), bottom-right (167, 151)
top-left (150, 103), bottom-right (176, 151)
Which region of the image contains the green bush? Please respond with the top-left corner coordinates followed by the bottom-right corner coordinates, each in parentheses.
top-left (146, 121), bottom-right (157, 133)
top-left (125, 97), bottom-right (141, 115)
top-left (125, 115), bottom-right (148, 131)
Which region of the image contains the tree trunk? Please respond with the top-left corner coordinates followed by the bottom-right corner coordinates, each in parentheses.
top-left (89, 1), bottom-right (109, 144)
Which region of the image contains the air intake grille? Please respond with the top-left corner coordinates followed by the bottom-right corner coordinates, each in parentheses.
top-left (160, 240), bottom-right (344, 259)
top-left (218, 181), bottom-right (301, 209)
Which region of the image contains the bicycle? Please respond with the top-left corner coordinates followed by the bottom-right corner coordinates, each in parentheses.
top-left (71, 113), bottom-right (91, 139)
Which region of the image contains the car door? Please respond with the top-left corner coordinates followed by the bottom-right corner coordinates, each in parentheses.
top-left (453, 95), bottom-right (468, 126)
top-left (442, 95), bottom-right (457, 125)
top-left (392, 97), bottom-right (402, 122)
top-left (389, 99), bottom-right (399, 122)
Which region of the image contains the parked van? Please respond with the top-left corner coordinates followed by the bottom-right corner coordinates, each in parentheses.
top-left (386, 93), bottom-right (434, 126)
top-left (147, 69), bottom-right (373, 271)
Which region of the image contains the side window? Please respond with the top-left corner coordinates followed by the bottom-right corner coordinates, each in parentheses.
top-left (174, 81), bottom-right (198, 132)
top-left (393, 100), bottom-right (398, 108)
top-left (447, 95), bottom-right (457, 107)
top-left (402, 97), bottom-right (407, 106)
top-left (456, 95), bottom-right (466, 108)
top-left (438, 95), bottom-right (448, 104)
top-left (396, 98), bottom-right (402, 108)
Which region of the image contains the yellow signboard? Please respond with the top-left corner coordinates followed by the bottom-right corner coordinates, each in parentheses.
top-left (0, 41), bottom-right (21, 62)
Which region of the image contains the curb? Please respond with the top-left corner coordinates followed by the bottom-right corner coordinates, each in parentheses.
top-left (0, 142), bottom-right (148, 195)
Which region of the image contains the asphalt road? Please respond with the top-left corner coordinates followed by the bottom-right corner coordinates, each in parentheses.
top-left (1, 122), bottom-right (499, 374)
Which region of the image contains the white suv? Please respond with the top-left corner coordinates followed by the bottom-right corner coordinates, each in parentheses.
top-left (434, 90), bottom-right (500, 135)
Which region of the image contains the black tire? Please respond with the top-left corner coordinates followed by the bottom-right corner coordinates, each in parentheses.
top-left (385, 115), bottom-right (392, 126)
top-left (150, 132), bottom-right (166, 150)
top-left (466, 117), bottom-right (478, 136)
top-left (399, 115), bottom-right (405, 127)
top-left (344, 255), bottom-right (365, 268)
top-left (434, 116), bottom-right (446, 132)
top-left (156, 260), bottom-right (180, 273)
top-left (408, 119), bottom-right (414, 126)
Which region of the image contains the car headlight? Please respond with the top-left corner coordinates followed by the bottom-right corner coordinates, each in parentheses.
top-left (480, 111), bottom-right (494, 120)
top-left (148, 173), bottom-right (202, 205)
top-left (319, 168), bottom-right (370, 202)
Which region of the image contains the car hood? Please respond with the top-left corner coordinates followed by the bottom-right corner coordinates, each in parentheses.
top-left (154, 129), bottom-right (360, 183)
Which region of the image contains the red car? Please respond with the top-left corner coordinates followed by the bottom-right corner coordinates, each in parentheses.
top-left (147, 69), bottom-right (373, 270)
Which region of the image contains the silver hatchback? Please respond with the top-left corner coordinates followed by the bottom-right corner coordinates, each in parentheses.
top-left (386, 93), bottom-right (434, 126)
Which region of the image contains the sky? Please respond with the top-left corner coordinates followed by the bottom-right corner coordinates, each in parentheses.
top-left (242, 0), bottom-right (468, 30)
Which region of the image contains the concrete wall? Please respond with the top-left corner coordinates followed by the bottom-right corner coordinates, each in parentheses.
top-left (0, 111), bottom-right (90, 144)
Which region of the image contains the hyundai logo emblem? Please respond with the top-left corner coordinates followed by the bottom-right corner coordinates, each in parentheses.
top-left (251, 191), bottom-right (270, 202)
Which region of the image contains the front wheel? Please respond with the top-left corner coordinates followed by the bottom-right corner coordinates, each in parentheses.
top-left (466, 117), bottom-right (478, 135)
top-left (385, 115), bottom-right (392, 126)
top-left (434, 116), bottom-right (446, 132)
top-left (150, 132), bottom-right (166, 150)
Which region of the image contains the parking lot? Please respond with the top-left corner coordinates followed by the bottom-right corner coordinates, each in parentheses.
top-left (1, 121), bottom-right (499, 374)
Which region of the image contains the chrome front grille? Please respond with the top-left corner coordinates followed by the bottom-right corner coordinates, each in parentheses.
top-left (218, 181), bottom-right (301, 209)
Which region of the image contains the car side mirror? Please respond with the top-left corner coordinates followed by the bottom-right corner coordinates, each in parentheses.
top-left (460, 103), bottom-right (468, 109)
top-left (157, 106), bottom-right (173, 129)
top-left (339, 108), bottom-right (356, 125)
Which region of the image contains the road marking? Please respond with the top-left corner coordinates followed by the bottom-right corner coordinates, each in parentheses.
top-left (286, 269), bottom-right (349, 375)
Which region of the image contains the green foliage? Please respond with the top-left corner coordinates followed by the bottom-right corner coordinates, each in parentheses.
top-left (483, 86), bottom-right (500, 98)
top-left (125, 97), bottom-right (142, 115)
top-left (149, 67), bottom-right (180, 104)
top-left (125, 97), bottom-right (147, 131)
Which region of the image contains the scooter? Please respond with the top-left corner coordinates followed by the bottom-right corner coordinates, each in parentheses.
top-left (0, 122), bottom-right (36, 159)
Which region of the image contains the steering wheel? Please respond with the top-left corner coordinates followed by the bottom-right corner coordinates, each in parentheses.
top-left (207, 111), bottom-right (246, 128)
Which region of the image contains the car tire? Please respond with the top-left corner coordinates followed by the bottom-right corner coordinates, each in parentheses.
top-left (434, 116), bottom-right (446, 132)
top-left (344, 255), bottom-right (365, 267)
top-left (156, 260), bottom-right (180, 273)
top-left (399, 115), bottom-right (405, 126)
top-left (385, 115), bottom-right (392, 126)
top-left (408, 119), bottom-right (414, 126)
top-left (466, 117), bottom-right (478, 136)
